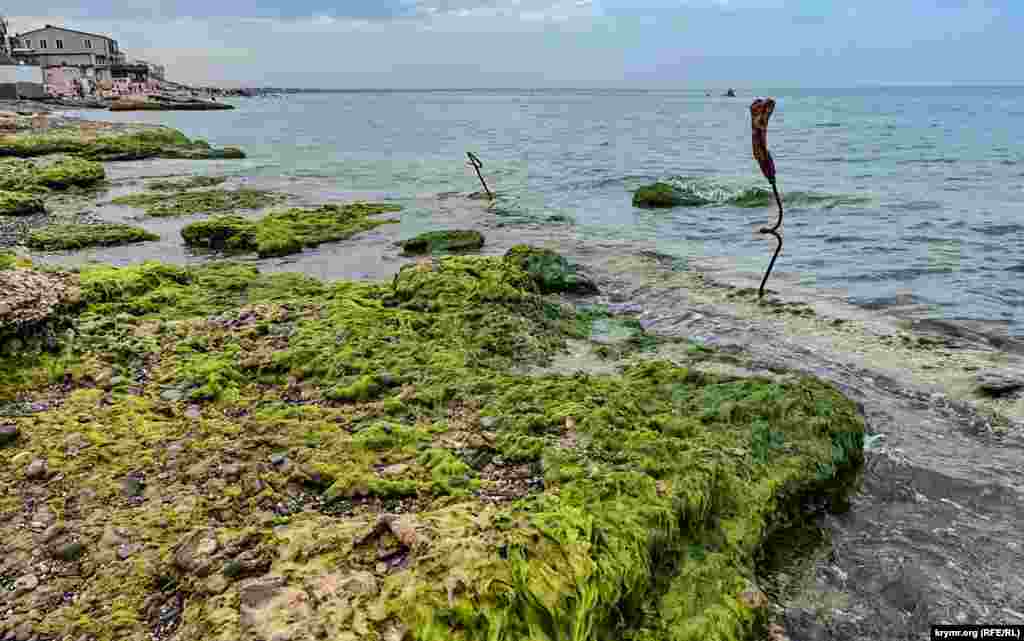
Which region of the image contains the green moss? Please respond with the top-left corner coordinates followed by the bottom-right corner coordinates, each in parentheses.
top-left (112, 188), bottom-right (286, 217)
top-left (0, 157), bottom-right (104, 192)
top-left (0, 125), bottom-right (246, 161)
top-left (181, 203), bottom-right (402, 258)
top-left (26, 223), bottom-right (159, 251)
top-left (147, 176), bottom-right (227, 191)
top-left (0, 190), bottom-right (45, 216)
top-left (34, 158), bottom-right (105, 189)
top-left (504, 245), bottom-right (598, 295)
top-left (0, 255), bottom-right (864, 641)
top-left (632, 182), bottom-right (708, 209)
top-left (397, 229), bottom-right (485, 255)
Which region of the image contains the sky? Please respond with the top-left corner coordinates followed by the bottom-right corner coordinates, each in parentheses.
top-left (3, 0), bottom-right (1022, 88)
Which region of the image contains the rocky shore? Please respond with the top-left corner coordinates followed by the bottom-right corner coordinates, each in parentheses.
top-left (0, 114), bottom-right (1021, 641)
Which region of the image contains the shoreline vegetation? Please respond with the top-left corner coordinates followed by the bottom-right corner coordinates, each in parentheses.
top-left (2, 108), bottom-right (1020, 641)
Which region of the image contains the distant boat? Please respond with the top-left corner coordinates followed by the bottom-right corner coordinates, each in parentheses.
top-left (723, 88), bottom-right (737, 97)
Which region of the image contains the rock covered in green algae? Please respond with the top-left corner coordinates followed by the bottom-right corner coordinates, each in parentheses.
top-left (0, 124), bottom-right (247, 161)
top-left (112, 188), bottom-right (287, 217)
top-left (0, 190), bottom-right (44, 216)
top-left (632, 182), bottom-right (708, 209)
top-left (0, 255), bottom-right (864, 641)
top-left (396, 229), bottom-right (485, 255)
top-left (503, 244), bottom-right (599, 295)
top-left (181, 202), bottom-right (402, 258)
top-left (147, 175), bottom-right (227, 191)
top-left (26, 223), bottom-right (159, 251)
top-left (0, 157), bottom-right (105, 192)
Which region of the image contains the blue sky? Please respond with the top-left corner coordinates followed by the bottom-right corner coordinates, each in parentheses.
top-left (5, 1), bottom-right (1021, 87)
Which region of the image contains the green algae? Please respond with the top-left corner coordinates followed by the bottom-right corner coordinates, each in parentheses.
top-left (0, 126), bottom-right (246, 161)
top-left (0, 190), bottom-right (45, 216)
top-left (0, 157), bottom-right (105, 192)
top-left (0, 250), bottom-right (864, 641)
top-left (111, 188), bottom-right (287, 217)
top-left (180, 202), bottom-right (402, 258)
top-left (26, 223), bottom-right (159, 251)
top-left (397, 230), bottom-right (485, 255)
top-left (147, 176), bottom-right (227, 191)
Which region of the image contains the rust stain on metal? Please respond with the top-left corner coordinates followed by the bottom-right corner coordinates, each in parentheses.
top-left (750, 98), bottom-right (785, 298)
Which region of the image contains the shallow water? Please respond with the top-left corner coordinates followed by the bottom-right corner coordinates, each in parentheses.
top-left (61, 87), bottom-right (1024, 334)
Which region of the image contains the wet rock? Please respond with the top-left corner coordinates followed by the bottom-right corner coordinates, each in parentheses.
top-left (783, 608), bottom-right (828, 641)
top-left (632, 182), bottom-right (708, 208)
top-left (397, 230), bottom-right (484, 255)
top-left (503, 245), bottom-right (599, 295)
top-left (173, 531), bottom-right (220, 577)
top-left (269, 453), bottom-right (288, 466)
top-left (52, 541), bottom-right (86, 562)
top-left (975, 370), bottom-right (1024, 397)
top-left (24, 458), bottom-right (47, 480)
top-left (184, 405), bottom-right (201, 420)
top-left (121, 473), bottom-right (145, 498)
top-left (0, 424), bottom-right (19, 447)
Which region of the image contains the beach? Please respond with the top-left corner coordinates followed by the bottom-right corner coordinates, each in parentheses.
top-left (0, 96), bottom-right (1022, 641)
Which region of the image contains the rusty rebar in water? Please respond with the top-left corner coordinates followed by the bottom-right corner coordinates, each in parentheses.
top-left (466, 152), bottom-right (493, 199)
top-left (750, 98), bottom-right (784, 298)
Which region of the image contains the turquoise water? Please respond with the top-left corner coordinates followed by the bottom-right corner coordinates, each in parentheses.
top-left (76, 88), bottom-right (1024, 334)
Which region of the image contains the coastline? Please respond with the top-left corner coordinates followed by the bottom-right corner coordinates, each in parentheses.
top-left (1, 113), bottom-right (1022, 640)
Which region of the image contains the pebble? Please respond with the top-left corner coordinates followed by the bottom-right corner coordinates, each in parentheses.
top-left (480, 416), bottom-right (499, 429)
top-left (0, 424), bottom-right (19, 447)
top-left (184, 405), bottom-right (202, 420)
top-left (12, 574), bottom-right (39, 594)
top-left (160, 389), bottom-right (184, 402)
top-left (25, 458), bottom-right (47, 480)
top-left (269, 453), bottom-right (288, 466)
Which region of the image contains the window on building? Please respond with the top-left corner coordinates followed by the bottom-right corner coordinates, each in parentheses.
top-left (22, 40), bottom-right (30, 48)
top-left (84, 39), bottom-right (92, 48)
top-left (56, 39), bottom-right (64, 49)
top-left (39, 40), bottom-right (47, 48)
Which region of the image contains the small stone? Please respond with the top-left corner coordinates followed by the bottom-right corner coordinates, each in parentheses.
top-left (117, 543), bottom-right (139, 560)
top-left (184, 405), bottom-right (202, 420)
top-left (41, 524), bottom-right (66, 544)
top-left (121, 476), bottom-right (145, 498)
top-left (480, 416), bottom-right (499, 429)
top-left (160, 389), bottom-right (184, 402)
top-left (0, 424), bottom-right (19, 447)
top-left (25, 458), bottom-right (48, 480)
top-left (13, 574), bottom-right (39, 594)
top-left (375, 562), bottom-right (388, 574)
top-left (379, 464), bottom-right (409, 478)
top-left (739, 586), bottom-right (769, 609)
top-left (109, 375), bottom-right (126, 387)
top-left (269, 453), bottom-right (288, 466)
top-left (53, 541), bottom-right (86, 562)
top-left (222, 463), bottom-right (244, 479)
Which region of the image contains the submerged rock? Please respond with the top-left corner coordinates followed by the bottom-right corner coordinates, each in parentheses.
top-left (632, 181), bottom-right (708, 208)
top-left (397, 229), bottom-right (485, 255)
top-left (975, 370), bottom-right (1024, 397)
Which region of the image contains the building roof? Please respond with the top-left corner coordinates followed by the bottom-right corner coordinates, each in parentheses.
top-left (17, 25), bottom-right (115, 42)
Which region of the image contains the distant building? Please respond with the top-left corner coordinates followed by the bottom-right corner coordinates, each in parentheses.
top-left (9, 24), bottom-right (125, 83)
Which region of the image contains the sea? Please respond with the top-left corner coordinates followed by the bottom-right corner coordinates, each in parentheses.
top-left (69, 87), bottom-right (1024, 336)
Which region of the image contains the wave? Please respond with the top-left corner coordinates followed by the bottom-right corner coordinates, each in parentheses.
top-left (659, 176), bottom-right (873, 209)
top-left (969, 223), bottom-right (1024, 236)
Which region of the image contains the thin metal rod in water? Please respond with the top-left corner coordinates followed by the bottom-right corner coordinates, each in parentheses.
top-left (466, 152), bottom-right (493, 199)
top-left (758, 180), bottom-right (784, 297)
